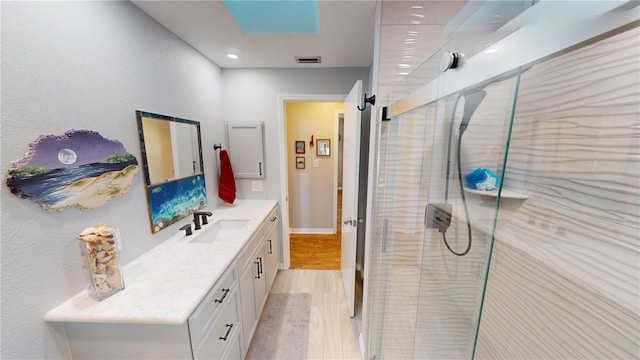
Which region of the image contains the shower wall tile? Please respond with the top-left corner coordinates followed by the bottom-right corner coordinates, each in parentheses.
top-left (475, 27), bottom-right (640, 359)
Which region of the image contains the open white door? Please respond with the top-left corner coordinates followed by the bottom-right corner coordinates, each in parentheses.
top-left (341, 80), bottom-right (362, 317)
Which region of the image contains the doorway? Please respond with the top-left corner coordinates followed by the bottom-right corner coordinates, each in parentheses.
top-left (277, 91), bottom-right (367, 353)
top-left (284, 101), bottom-right (343, 269)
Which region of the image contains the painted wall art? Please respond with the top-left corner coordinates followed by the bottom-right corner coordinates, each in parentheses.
top-left (6, 130), bottom-right (138, 211)
top-left (147, 175), bottom-right (206, 233)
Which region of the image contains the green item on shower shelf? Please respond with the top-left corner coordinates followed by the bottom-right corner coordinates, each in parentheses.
top-left (465, 168), bottom-right (499, 191)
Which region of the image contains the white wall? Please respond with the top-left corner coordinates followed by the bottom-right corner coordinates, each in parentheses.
top-left (221, 68), bottom-right (370, 204)
top-left (0, 2), bottom-right (223, 358)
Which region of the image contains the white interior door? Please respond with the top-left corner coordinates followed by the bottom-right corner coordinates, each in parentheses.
top-left (341, 80), bottom-right (362, 317)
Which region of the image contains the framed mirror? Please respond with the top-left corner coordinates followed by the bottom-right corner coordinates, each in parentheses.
top-left (136, 110), bottom-right (207, 233)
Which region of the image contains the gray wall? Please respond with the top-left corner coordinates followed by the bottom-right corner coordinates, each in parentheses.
top-left (0, 2), bottom-right (372, 359)
top-left (221, 68), bottom-right (370, 203)
top-left (0, 2), bottom-right (223, 358)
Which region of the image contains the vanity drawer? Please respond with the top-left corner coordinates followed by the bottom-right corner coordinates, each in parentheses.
top-left (264, 207), bottom-right (278, 232)
top-left (189, 263), bottom-right (237, 348)
top-left (192, 290), bottom-right (240, 360)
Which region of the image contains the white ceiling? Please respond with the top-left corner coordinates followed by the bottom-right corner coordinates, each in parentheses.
top-left (131, 0), bottom-right (466, 98)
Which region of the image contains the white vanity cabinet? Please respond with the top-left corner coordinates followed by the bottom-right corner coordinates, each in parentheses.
top-left (61, 264), bottom-right (243, 360)
top-left (45, 200), bottom-right (280, 360)
top-left (189, 263), bottom-right (243, 360)
top-left (237, 206), bottom-right (280, 356)
top-left (263, 208), bottom-right (280, 290)
top-left (238, 230), bottom-right (268, 355)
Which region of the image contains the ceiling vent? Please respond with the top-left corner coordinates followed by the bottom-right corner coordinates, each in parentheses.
top-left (295, 56), bottom-right (321, 64)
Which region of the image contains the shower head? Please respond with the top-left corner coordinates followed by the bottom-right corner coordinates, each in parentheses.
top-left (459, 89), bottom-right (487, 135)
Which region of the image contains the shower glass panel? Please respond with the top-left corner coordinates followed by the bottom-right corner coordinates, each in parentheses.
top-left (474, 26), bottom-right (640, 359)
top-left (366, 103), bottom-right (436, 359)
top-left (367, 1), bottom-right (533, 359)
top-left (367, 1), bottom-right (639, 359)
top-left (415, 74), bottom-right (521, 359)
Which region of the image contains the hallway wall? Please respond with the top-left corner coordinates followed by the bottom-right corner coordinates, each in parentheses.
top-left (287, 102), bottom-right (344, 232)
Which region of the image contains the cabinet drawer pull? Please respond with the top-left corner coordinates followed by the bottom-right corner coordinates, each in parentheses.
top-left (259, 162), bottom-right (263, 176)
top-left (258, 257), bottom-right (263, 275)
top-left (219, 323), bottom-right (233, 341)
top-left (268, 240), bottom-right (273, 254)
top-left (214, 288), bottom-right (229, 303)
top-left (270, 216), bottom-right (277, 222)
top-left (254, 260), bottom-right (261, 279)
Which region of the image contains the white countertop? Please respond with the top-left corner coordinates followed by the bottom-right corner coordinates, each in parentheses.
top-left (45, 200), bottom-right (277, 325)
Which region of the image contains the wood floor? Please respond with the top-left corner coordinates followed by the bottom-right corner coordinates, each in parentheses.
top-left (270, 269), bottom-right (362, 360)
top-left (290, 191), bottom-right (342, 270)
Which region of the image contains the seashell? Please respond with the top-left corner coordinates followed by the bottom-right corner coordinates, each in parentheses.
top-left (96, 254), bottom-right (113, 264)
top-left (99, 229), bottom-right (115, 237)
top-left (96, 281), bottom-right (112, 293)
top-left (95, 251), bottom-right (106, 260)
top-left (104, 256), bottom-right (118, 266)
top-left (94, 274), bottom-right (107, 282)
top-left (100, 238), bottom-right (115, 251)
top-left (105, 266), bottom-right (123, 288)
top-left (79, 227), bottom-right (98, 237)
top-left (93, 262), bottom-right (107, 274)
top-left (79, 234), bottom-right (102, 243)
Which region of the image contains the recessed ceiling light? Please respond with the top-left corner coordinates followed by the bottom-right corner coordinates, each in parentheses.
top-left (398, 72), bottom-right (410, 75)
top-left (398, 64), bottom-right (411, 68)
top-left (227, 53), bottom-right (239, 59)
top-left (411, 13), bottom-right (424, 18)
top-left (411, 20), bottom-right (421, 25)
top-left (411, 5), bottom-right (423, 9)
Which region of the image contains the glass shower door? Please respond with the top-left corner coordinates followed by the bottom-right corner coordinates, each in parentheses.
top-left (366, 103), bottom-right (437, 359)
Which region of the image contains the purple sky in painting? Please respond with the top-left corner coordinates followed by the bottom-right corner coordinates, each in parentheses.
top-left (23, 130), bottom-right (129, 169)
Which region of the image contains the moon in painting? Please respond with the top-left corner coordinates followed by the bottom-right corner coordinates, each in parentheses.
top-left (57, 148), bottom-right (78, 165)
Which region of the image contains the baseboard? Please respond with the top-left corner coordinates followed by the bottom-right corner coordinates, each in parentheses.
top-left (359, 333), bottom-right (365, 359)
top-left (289, 228), bottom-right (335, 234)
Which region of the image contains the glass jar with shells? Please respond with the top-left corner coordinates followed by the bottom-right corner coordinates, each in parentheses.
top-left (78, 224), bottom-right (124, 301)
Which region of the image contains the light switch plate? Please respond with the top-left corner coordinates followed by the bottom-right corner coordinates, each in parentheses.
top-left (252, 181), bottom-right (263, 192)
top-left (313, 160), bottom-right (319, 168)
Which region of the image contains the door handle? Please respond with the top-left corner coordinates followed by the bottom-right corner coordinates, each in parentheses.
top-left (343, 217), bottom-right (357, 227)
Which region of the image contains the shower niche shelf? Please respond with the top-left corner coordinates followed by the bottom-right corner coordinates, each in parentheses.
top-left (464, 187), bottom-right (528, 200)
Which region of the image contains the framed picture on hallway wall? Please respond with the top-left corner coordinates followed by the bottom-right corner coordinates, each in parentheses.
top-left (295, 141), bottom-right (305, 154)
top-left (316, 139), bottom-right (330, 156)
top-left (296, 156), bottom-right (305, 169)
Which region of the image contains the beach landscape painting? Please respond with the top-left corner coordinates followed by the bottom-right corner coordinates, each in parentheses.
top-left (6, 130), bottom-right (138, 211)
top-left (147, 175), bottom-right (206, 233)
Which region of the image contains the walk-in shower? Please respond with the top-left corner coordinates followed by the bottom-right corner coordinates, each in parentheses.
top-left (365, 1), bottom-right (639, 359)
top-left (430, 88), bottom-right (487, 256)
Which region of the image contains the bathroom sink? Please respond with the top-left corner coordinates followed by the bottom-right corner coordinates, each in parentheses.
top-left (189, 219), bottom-right (250, 244)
